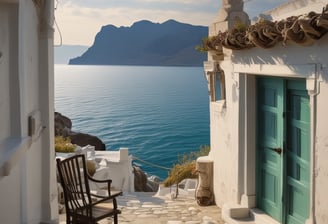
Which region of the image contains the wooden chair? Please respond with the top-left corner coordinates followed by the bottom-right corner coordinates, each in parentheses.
top-left (56, 154), bottom-right (122, 224)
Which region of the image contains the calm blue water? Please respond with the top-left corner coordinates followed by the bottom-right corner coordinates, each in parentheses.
top-left (55, 65), bottom-right (210, 179)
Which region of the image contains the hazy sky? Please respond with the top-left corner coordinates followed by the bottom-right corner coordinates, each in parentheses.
top-left (54, 0), bottom-right (290, 46)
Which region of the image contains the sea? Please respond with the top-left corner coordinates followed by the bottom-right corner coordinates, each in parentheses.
top-left (55, 65), bottom-right (210, 180)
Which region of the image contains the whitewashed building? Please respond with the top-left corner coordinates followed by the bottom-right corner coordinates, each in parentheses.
top-left (204, 0), bottom-right (328, 224)
top-left (0, 1), bottom-right (58, 223)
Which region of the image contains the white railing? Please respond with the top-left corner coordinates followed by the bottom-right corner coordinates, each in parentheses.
top-left (56, 146), bottom-right (135, 192)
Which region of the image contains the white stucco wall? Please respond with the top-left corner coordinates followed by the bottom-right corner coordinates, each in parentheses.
top-left (209, 58), bottom-right (242, 206)
top-left (0, 1), bottom-right (57, 223)
top-left (313, 73), bottom-right (328, 223)
top-left (208, 1), bottom-right (328, 223)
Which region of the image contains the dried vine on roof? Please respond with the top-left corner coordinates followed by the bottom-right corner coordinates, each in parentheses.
top-left (198, 4), bottom-right (328, 52)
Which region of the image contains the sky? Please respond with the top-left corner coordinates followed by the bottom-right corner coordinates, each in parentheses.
top-left (54, 0), bottom-right (290, 47)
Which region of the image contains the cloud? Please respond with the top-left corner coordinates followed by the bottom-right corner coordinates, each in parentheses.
top-left (244, 0), bottom-right (290, 20)
top-left (54, 2), bottom-right (217, 46)
top-left (137, 0), bottom-right (213, 5)
top-left (58, 0), bottom-right (218, 8)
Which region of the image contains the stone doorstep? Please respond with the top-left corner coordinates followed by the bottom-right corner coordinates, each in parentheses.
top-left (222, 204), bottom-right (250, 219)
top-left (250, 209), bottom-right (280, 224)
top-left (222, 204), bottom-right (282, 224)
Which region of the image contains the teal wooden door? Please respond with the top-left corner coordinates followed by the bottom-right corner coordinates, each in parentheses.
top-left (257, 77), bottom-right (310, 224)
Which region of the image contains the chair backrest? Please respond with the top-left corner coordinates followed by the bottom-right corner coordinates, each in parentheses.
top-left (56, 154), bottom-right (92, 217)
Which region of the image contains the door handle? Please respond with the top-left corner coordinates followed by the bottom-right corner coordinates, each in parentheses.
top-left (269, 147), bottom-right (282, 155)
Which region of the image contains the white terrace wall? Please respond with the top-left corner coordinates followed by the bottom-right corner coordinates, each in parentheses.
top-left (0, 1), bottom-right (57, 223)
top-left (207, 1), bottom-right (328, 223)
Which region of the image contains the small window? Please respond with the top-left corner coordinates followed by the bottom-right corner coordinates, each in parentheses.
top-left (209, 65), bottom-right (226, 102)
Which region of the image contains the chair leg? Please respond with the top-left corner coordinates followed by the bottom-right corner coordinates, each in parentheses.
top-left (112, 197), bottom-right (119, 224)
top-left (114, 213), bottom-right (118, 224)
top-left (66, 215), bottom-right (73, 224)
top-left (66, 213), bottom-right (70, 224)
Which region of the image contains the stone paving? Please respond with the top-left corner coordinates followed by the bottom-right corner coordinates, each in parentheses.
top-left (60, 192), bottom-right (225, 224)
top-left (116, 192), bottom-right (224, 224)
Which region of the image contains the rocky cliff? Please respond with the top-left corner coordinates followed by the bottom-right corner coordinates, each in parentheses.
top-left (69, 19), bottom-right (207, 66)
top-left (55, 112), bottom-right (106, 150)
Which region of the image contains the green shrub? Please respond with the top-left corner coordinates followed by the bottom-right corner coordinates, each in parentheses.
top-left (55, 136), bottom-right (76, 153)
top-left (163, 145), bottom-right (210, 187)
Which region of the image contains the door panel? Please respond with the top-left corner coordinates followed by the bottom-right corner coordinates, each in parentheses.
top-left (257, 77), bottom-right (284, 222)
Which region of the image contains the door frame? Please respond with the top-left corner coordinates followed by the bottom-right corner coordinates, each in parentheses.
top-left (238, 68), bottom-right (318, 224)
top-left (255, 77), bottom-right (311, 223)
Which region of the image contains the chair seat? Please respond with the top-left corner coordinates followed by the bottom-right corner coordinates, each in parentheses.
top-left (93, 200), bottom-right (122, 217)
top-left (91, 190), bottom-right (123, 198)
top-left (72, 200), bottom-right (121, 222)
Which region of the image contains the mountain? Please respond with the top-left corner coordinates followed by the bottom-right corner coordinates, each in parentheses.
top-left (54, 45), bottom-right (89, 64)
top-left (69, 20), bottom-right (208, 66)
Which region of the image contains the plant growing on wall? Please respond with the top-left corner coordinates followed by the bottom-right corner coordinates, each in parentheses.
top-left (163, 145), bottom-right (210, 187)
top-left (55, 136), bottom-right (76, 153)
